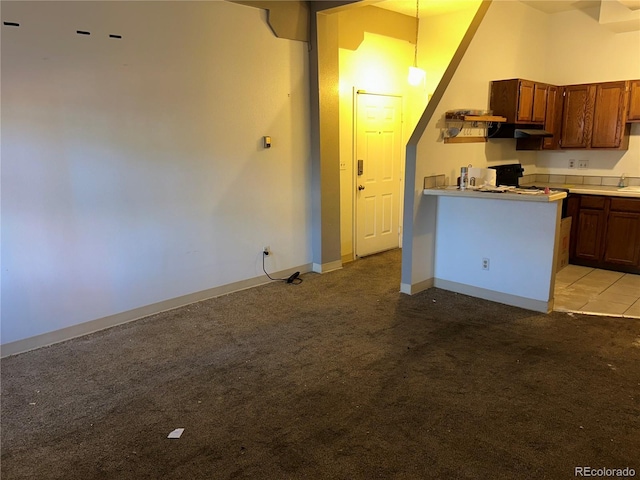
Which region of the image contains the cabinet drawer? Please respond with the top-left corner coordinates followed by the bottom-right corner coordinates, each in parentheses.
top-left (610, 197), bottom-right (640, 213)
top-left (580, 195), bottom-right (606, 209)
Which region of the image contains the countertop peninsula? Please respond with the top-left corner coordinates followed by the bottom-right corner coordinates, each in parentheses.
top-left (520, 183), bottom-right (640, 198)
top-left (423, 186), bottom-right (567, 202)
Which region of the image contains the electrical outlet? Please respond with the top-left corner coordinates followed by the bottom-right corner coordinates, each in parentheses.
top-left (578, 160), bottom-right (589, 169)
top-left (568, 159), bottom-right (575, 169)
top-left (482, 258), bottom-right (490, 270)
top-left (263, 246), bottom-right (270, 255)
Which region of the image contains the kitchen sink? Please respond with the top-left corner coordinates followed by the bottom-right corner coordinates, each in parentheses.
top-left (618, 186), bottom-right (640, 192)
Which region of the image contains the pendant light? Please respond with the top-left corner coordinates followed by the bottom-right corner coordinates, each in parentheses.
top-left (408, 0), bottom-right (426, 86)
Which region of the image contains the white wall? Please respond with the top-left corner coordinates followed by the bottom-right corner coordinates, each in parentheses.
top-left (408, 1), bottom-right (549, 285)
top-left (336, 4), bottom-right (479, 260)
top-left (1, 1), bottom-right (312, 346)
top-left (416, 1), bottom-right (548, 191)
top-left (410, 2), bottom-right (640, 192)
top-left (420, 4), bottom-right (481, 102)
top-left (405, 0), bottom-right (640, 289)
top-left (435, 197), bottom-right (557, 303)
top-left (338, 30), bottom-right (418, 259)
top-left (536, 6), bottom-right (640, 177)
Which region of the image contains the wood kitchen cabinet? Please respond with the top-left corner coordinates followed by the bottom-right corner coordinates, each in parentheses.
top-left (603, 198), bottom-right (640, 268)
top-left (560, 81), bottom-right (630, 150)
top-left (515, 84), bottom-right (562, 151)
top-left (532, 82), bottom-right (549, 123)
top-left (505, 78), bottom-right (634, 151)
top-left (560, 84), bottom-right (595, 149)
top-left (591, 81), bottom-right (629, 148)
top-left (573, 195), bottom-right (606, 261)
top-left (569, 194), bottom-right (640, 274)
top-left (543, 85), bottom-right (563, 150)
top-left (627, 79), bottom-right (640, 122)
top-left (490, 79), bottom-right (548, 124)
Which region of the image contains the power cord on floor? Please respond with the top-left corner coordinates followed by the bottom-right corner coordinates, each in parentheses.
top-left (262, 251), bottom-right (302, 285)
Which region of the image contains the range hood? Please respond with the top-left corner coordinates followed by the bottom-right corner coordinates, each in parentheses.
top-left (514, 128), bottom-right (553, 138)
top-left (488, 123), bottom-right (553, 139)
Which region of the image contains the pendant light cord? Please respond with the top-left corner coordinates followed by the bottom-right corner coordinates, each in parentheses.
top-left (413, 0), bottom-right (419, 68)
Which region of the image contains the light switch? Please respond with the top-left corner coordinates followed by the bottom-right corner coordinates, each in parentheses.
top-left (263, 136), bottom-right (271, 148)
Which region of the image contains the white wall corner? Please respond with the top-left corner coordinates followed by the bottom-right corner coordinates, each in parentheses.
top-left (400, 277), bottom-right (434, 295)
top-left (312, 260), bottom-right (343, 273)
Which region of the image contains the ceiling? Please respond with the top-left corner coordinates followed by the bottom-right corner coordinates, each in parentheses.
top-left (372, 0), bottom-right (481, 17)
top-left (373, 0), bottom-right (640, 16)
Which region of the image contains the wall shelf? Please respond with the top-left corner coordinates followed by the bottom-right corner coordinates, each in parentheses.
top-left (444, 136), bottom-right (487, 144)
top-left (461, 115), bottom-right (507, 122)
top-left (445, 114), bottom-right (507, 123)
top-left (443, 112), bottom-right (507, 143)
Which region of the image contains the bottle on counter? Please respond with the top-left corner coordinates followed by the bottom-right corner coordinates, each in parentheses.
top-left (460, 166), bottom-right (469, 190)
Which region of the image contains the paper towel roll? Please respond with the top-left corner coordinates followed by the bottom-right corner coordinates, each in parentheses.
top-left (468, 167), bottom-right (496, 187)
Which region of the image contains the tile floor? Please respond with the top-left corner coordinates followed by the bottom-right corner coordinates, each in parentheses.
top-left (554, 265), bottom-right (640, 318)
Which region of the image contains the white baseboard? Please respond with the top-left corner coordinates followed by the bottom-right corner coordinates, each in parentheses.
top-left (1, 263), bottom-right (312, 358)
top-left (312, 259), bottom-right (343, 273)
top-left (434, 278), bottom-right (551, 313)
top-left (400, 278), bottom-right (434, 295)
top-left (341, 253), bottom-right (354, 264)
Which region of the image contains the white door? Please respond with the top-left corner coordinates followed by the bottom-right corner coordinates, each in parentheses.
top-left (355, 93), bottom-right (402, 257)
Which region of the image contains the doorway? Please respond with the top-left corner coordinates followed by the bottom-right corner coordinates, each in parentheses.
top-left (354, 92), bottom-right (403, 258)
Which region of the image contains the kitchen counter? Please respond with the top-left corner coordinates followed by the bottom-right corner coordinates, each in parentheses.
top-left (423, 186), bottom-right (567, 202)
top-left (410, 186), bottom-right (565, 314)
top-left (520, 183), bottom-right (640, 198)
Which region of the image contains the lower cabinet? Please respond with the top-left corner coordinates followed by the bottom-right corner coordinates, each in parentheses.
top-left (569, 194), bottom-right (640, 274)
top-left (573, 195), bottom-right (606, 260)
top-left (603, 199), bottom-right (640, 267)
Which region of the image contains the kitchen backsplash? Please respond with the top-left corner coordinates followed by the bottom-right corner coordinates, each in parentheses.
top-left (521, 174), bottom-right (640, 187)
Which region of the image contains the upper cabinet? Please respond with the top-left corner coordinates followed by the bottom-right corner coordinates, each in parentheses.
top-left (591, 81), bottom-right (629, 148)
top-left (560, 81), bottom-right (629, 150)
top-left (490, 79), bottom-right (549, 124)
top-left (628, 79), bottom-right (640, 122)
top-left (542, 85), bottom-right (563, 150)
top-left (492, 78), bottom-right (638, 151)
top-left (559, 84), bottom-right (596, 149)
top-left (532, 83), bottom-right (549, 123)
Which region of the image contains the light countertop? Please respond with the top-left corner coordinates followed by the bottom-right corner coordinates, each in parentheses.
top-left (520, 183), bottom-right (640, 198)
top-left (423, 186), bottom-right (567, 203)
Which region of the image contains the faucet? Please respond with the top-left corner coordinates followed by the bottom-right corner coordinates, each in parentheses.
top-left (618, 173), bottom-right (626, 188)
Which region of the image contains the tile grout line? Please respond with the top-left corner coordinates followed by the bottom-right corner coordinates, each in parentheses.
top-left (555, 267), bottom-right (640, 318)
top-left (560, 267), bottom-right (595, 289)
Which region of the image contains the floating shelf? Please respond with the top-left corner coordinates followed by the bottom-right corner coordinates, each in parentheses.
top-left (463, 115), bottom-right (506, 122)
top-left (445, 114), bottom-right (507, 123)
top-left (444, 136), bottom-right (487, 144)
top-left (443, 114), bottom-right (507, 143)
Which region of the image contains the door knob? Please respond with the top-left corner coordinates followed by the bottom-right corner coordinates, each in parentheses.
top-left (358, 185), bottom-right (365, 191)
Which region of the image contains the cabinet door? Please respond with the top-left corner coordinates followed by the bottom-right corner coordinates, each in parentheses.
top-left (560, 84), bottom-right (596, 149)
top-left (517, 80), bottom-right (535, 122)
top-left (591, 81), bottom-right (627, 148)
top-left (567, 194), bottom-right (581, 258)
top-left (532, 83), bottom-right (548, 123)
top-left (490, 79), bottom-right (519, 123)
top-left (543, 85), bottom-right (562, 150)
top-left (627, 79), bottom-right (640, 122)
top-left (575, 208), bottom-right (606, 261)
top-left (603, 212), bottom-right (640, 266)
